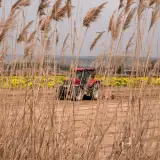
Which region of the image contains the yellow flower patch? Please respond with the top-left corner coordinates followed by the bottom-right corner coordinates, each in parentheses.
top-left (0, 76), bottom-right (160, 88)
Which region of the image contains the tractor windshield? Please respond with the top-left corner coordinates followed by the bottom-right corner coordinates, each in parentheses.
top-left (84, 70), bottom-right (93, 79)
top-left (76, 70), bottom-right (83, 79)
top-left (76, 69), bottom-right (95, 80)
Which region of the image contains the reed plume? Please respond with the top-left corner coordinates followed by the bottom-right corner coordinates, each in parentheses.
top-left (126, 33), bottom-right (135, 53)
top-left (83, 2), bottom-right (107, 27)
top-left (108, 10), bottom-right (116, 32)
top-left (0, 45), bottom-right (8, 60)
top-left (61, 34), bottom-right (70, 63)
top-left (90, 31), bottom-right (105, 51)
top-left (149, 7), bottom-right (160, 30)
top-left (39, 16), bottom-right (51, 33)
top-left (149, 0), bottom-right (160, 6)
top-left (139, 0), bottom-right (148, 7)
top-left (56, 33), bottom-right (59, 45)
top-left (0, 12), bottom-right (17, 43)
top-left (113, 9), bottom-right (125, 40)
top-left (125, 0), bottom-right (135, 13)
top-left (12, 0), bottom-right (31, 11)
top-left (52, 28), bottom-right (59, 45)
top-left (123, 8), bottom-right (136, 30)
top-left (137, 5), bottom-right (145, 21)
top-left (17, 20), bottom-right (34, 42)
top-left (119, 0), bottom-right (125, 10)
top-left (66, 0), bottom-right (72, 18)
top-left (46, 34), bottom-right (52, 51)
top-left (72, 21), bottom-right (77, 54)
top-left (27, 31), bottom-right (36, 43)
top-left (24, 44), bottom-right (34, 58)
top-left (61, 33), bottom-right (70, 54)
top-left (38, 1), bottom-right (49, 16)
top-left (0, 0), bottom-right (2, 7)
top-left (39, 19), bottom-right (45, 30)
top-left (51, 0), bottom-right (62, 19)
top-left (149, 1), bottom-right (155, 6)
top-left (52, 4), bottom-right (68, 21)
top-left (38, 0), bottom-right (51, 17)
top-left (0, 22), bottom-right (4, 33)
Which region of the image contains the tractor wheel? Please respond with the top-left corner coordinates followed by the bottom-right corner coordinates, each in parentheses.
top-left (58, 86), bottom-right (66, 100)
top-left (72, 86), bottom-right (84, 101)
top-left (92, 83), bottom-right (100, 100)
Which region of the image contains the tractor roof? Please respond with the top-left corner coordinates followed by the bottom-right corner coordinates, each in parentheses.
top-left (76, 68), bottom-right (95, 71)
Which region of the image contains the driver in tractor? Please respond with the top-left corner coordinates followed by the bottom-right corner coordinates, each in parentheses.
top-left (87, 70), bottom-right (96, 88)
top-left (90, 70), bottom-right (96, 79)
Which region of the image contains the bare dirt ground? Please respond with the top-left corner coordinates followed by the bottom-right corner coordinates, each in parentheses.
top-left (0, 88), bottom-right (160, 159)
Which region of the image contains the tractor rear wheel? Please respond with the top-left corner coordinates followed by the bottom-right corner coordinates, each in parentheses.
top-left (72, 86), bottom-right (84, 101)
top-left (58, 86), bottom-right (66, 100)
top-left (92, 83), bottom-right (100, 100)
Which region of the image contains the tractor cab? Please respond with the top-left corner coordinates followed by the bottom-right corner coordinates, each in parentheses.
top-left (75, 68), bottom-right (96, 85)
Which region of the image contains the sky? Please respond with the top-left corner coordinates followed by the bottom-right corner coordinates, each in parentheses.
top-left (2, 0), bottom-right (160, 58)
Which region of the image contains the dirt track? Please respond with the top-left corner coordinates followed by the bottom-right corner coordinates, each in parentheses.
top-left (0, 89), bottom-right (160, 159)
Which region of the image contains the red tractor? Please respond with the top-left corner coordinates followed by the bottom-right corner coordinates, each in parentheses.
top-left (58, 68), bottom-right (101, 101)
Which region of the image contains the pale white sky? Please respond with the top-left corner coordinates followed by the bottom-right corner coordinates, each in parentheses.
top-left (2, 0), bottom-right (160, 58)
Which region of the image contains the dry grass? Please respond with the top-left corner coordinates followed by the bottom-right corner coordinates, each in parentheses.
top-left (27, 30), bottom-right (36, 43)
top-left (0, 0), bottom-right (160, 159)
top-left (125, 0), bottom-right (135, 13)
top-left (108, 10), bottom-right (116, 33)
top-left (83, 2), bottom-right (107, 27)
top-left (17, 20), bottom-right (34, 43)
top-left (0, 89), bottom-right (160, 159)
top-left (51, 0), bottom-right (62, 19)
top-left (0, 45), bottom-right (8, 61)
top-left (118, 0), bottom-right (125, 10)
top-left (11, 0), bottom-right (31, 11)
top-left (150, 6), bottom-right (160, 30)
top-left (0, 11), bottom-right (17, 43)
top-left (90, 31), bottom-right (105, 51)
top-left (61, 33), bottom-right (70, 63)
top-left (126, 32), bottom-right (135, 53)
top-left (51, 0), bottom-right (69, 21)
top-left (123, 8), bottom-right (136, 30)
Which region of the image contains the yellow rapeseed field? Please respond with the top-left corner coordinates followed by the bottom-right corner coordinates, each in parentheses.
top-left (0, 76), bottom-right (160, 88)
